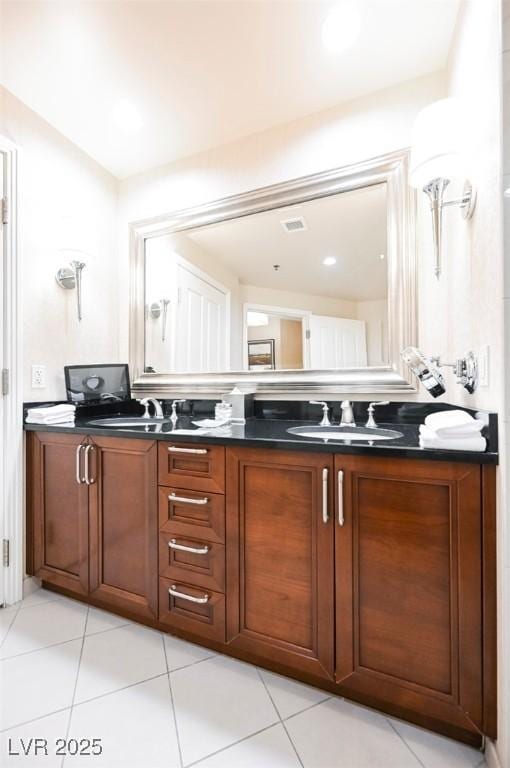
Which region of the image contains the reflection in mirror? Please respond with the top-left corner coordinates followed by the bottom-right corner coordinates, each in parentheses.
top-left (144, 182), bottom-right (388, 374)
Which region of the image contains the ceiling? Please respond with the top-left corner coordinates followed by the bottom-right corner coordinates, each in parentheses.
top-left (186, 183), bottom-right (388, 302)
top-left (0, 0), bottom-right (460, 179)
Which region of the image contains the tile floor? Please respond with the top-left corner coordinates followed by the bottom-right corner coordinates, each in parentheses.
top-left (0, 589), bottom-right (486, 768)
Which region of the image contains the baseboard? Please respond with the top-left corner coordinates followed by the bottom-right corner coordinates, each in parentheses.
top-left (22, 575), bottom-right (41, 599)
top-left (485, 738), bottom-right (504, 768)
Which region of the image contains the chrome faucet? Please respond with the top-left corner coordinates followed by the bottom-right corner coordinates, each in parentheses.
top-left (138, 397), bottom-right (164, 420)
top-left (340, 400), bottom-right (355, 427)
top-left (365, 401), bottom-right (390, 428)
top-left (170, 399), bottom-right (186, 426)
top-left (309, 401), bottom-right (331, 427)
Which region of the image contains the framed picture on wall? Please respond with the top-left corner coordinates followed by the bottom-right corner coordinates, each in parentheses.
top-left (247, 339), bottom-right (275, 370)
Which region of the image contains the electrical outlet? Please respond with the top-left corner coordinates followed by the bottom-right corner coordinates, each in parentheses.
top-left (478, 345), bottom-right (489, 387)
top-left (31, 364), bottom-right (46, 389)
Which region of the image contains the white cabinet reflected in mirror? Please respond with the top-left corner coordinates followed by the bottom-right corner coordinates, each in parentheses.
top-left (144, 183), bottom-right (389, 375)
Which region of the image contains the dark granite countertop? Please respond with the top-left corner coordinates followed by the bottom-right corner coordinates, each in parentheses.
top-left (23, 399), bottom-right (499, 464)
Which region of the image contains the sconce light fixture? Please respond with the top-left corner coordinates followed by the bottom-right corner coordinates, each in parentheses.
top-left (148, 298), bottom-right (171, 341)
top-left (401, 346), bottom-right (478, 397)
top-left (410, 98), bottom-right (476, 278)
top-left (56, 259), bottom-right (86, 321)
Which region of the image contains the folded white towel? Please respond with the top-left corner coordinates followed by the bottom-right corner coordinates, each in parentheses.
top-left (26, 415), bottom-right (76, 425)
top-left (27, 404), bottom-right (75, 418)
top-left (26, 404), bottom-right (76, 425)
top-left (419, 425), bottom-right (486, 452)
top-left (424, 410), bottom-right (485, 438)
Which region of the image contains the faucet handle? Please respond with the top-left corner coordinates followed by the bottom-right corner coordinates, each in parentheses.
top-left (170, 399), bottom-right (186, 422)
top-left (137, 398), bottom-right (150, 419)
top-left (366, 401), bottom-right (390, 428)
top-left (309, 401), bottom-right (331, 427)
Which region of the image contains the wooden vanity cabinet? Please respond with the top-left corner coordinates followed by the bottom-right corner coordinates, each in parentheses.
top-left (158, 441), bottom-right (227, 642)
top-left (88, 435), bottom-right (158, 620)
top-left (225, 446), bottom-right (495, 744)
top-left (334, 455), bottom-right (489, 742)
top-left (27, 433), bottom-right (496, 745)
top-left (26, 431), bottom-right (158, 621)
top-left (226, 447), bottom-right (335, 681)
top-left (27, 432), bottom-right (90, 597)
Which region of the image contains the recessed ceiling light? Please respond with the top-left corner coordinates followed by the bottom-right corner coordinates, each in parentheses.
top-left (322, 2), bottom-right (361, 54)
top-left (379, 253), bottom-right (385, 260)
top-left (323, 256), bottom-right (337, 266)
top-left (112, 100), bottom-right (143, 134)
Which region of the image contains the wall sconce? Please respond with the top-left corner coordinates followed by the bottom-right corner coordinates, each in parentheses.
top-left (149, 298), bottom-right (170, 341)
top-left (56, 259), bottom-right (86, 321)
top-left (410, 98), bottom-right (476, 278)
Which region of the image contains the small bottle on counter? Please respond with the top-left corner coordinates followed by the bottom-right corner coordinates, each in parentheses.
top-left (215, 401), bottom-right (232, 424)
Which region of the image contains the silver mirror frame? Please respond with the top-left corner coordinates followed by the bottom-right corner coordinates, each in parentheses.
top-left (129, 149), bottom-right (417, 396)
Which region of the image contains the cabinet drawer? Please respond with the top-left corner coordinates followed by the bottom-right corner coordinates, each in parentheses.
top-left (159, 577), bottom-right (225, 642)
top-left (159, 443), bottom-right (225, 494)
top-left (158, 487), bottom-right (225, 543)
top-left (159, 533), bottom-right (225, 592)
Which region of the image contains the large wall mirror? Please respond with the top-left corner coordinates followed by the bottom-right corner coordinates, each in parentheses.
top-left (130, 150), bottom-right (417, 395)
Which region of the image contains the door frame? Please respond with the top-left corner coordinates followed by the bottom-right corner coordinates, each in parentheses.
top-left (242, 302), bottom-right (312, 370)
top-left (0, 135), bottom-right (22, 606)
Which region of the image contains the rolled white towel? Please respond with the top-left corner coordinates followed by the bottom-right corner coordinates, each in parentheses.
top-left (419, 425), bottom-right (486, 452)
top-left (424, 410), bottom-right (485, 438)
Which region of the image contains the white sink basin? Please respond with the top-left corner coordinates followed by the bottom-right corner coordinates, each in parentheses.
top-left (287, 425), bottom-right (403, 441)
top-left (87, 417), bottom-right (169, 427)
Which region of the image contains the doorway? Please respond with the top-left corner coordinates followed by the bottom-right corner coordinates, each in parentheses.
top-left (0, 136), bottom-right (22, 607)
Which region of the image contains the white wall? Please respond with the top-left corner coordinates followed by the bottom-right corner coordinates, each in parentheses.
top-left (0, 86), bottom-right (120, 401)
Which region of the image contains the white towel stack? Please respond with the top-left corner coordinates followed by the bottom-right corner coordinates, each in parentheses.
top-left (26, 404), bottom-right (76, 426)
top-left (419, 410), bottom-right (486, 452)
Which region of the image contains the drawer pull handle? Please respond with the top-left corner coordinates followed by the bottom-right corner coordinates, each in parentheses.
top-left (168, 446), bottom-right (208, 455)
top-left (338, 470), bottom-right (344, 526)
top-left (169, 585), bottom-right (210, 604)
top-left (169, 539), bottom-right (210, 555)
top-left (322, 467), bottom-right (329, 524)
top-left (75, 444), bottom-right (84, 485)
top-left (169, 493), bottom-right (209, 506)
top-left (84, 444), bottom-right (95, 485)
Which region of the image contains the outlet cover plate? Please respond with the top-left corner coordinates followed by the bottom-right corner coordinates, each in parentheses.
top-left (31, 365), bottom-right (46, 389)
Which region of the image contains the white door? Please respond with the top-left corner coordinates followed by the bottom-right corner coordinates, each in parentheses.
top-left (309, 315), bottom-right (367, 368)
top-left (0, 150), bottom-right (5, 606)
top-left (175, 261), bottom-right (228, 372)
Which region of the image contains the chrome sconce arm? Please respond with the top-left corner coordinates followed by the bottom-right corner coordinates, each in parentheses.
top-left (55, 259), bottom-right (86, 321)
top-left (430, 351), bottom-right (478, 395)
top-left (422, 178), bottom-right (476, 279)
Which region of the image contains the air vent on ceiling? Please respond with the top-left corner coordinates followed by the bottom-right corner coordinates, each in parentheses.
top-left (280, 216), bottom-right (307, 233)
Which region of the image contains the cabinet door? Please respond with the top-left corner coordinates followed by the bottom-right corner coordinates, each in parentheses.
top-left (27, 431), bottom-right (89, 597)
top-left (226, 447), bottom-right (334, 680)
top-left (335, 455), bottom-right (483, 739)
top-left (88, 436), bottom-right (158, 620)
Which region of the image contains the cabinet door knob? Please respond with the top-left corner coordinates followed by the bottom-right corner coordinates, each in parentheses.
top-left (338, 470), bottom-right (344, 526)
top-left (169, 585), bottom-right (210, 604)
top-left (168, 539), bottom-right (209, 555)
top-left (169, 493), bottom-right (209, 506)
top-left (322, 467), bottom-right (329, 524)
